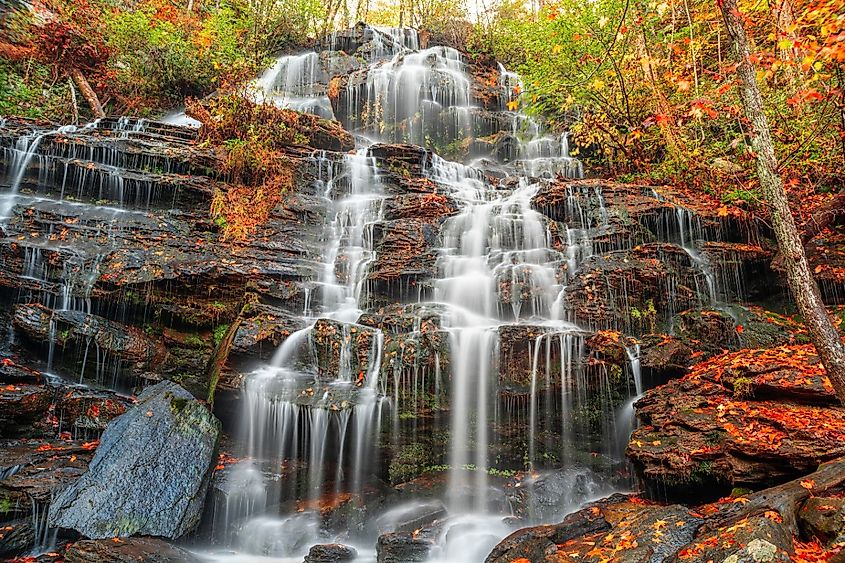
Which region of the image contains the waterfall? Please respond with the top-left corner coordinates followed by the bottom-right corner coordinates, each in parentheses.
top-left (0, 24), bottom-right (771, 563)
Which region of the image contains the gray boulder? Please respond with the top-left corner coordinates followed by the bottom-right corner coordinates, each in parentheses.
top-left (48, 381), bottom-right (220, 539)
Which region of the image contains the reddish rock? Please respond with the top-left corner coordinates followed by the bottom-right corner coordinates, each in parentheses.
top-left (64, 537), bottom-right (200, 562)
top-left (628, 345), bottom-right (845, 500)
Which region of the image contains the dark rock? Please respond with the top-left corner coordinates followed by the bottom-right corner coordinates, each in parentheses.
top-left (54, 385), bottom-right (132, 438)
top-left (231, 304), bottom-right (307, 361)
top-left (675, 306), bottom-right (798, 356)
top-left (64, 537), bottom-right (201, 563)
top-left (48, 381), bottom-right (220, 539)
top-left (368, 219), bottom-right (441, 296)
top-left (639, 334), bottom-right (694, 380)
top-left (0, 357), bottom-right (42, 384)
top-left (312, 318), bottom-right (379, 382)
top-left (489, 496), bottom-right (703, 563)
top-left (498, 325), bottom-right (574, 391)
top-left (377, 531), bottom-right (434, 562)
top-left (0, 384), bottom-right (51, 436)
top-left (0, 439), bottom-right (94, 556)
top-left (0, 518), bottom-right (35, 557)
top-left (563, 243), bottom-right (703, 334)
top-left (304, 543), bottom-right (359, 563)
top-left (504, 469), bottom-right (610, 523)
top-left (13, 304), bottom-right (167, 374)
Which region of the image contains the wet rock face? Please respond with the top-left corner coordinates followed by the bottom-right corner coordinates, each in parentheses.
top-left (0, 439), bottom-right (94, 557)
top-left (564, 243), bottom-right (703, 334)
top-left (230, 303), bottom-right (307, 362)
top-left (312, 318), bottom-right (380, 381)
top-left (628, 345), bottom-right (845, 500)
top-left (48, 381), bottom-right (220, 539)
top-left (13, 303), bottom-right (167, 377)
top-left (0, 371), bottom-right (132, 440)
top-left (63, 537), bottom-right (201, 563)
top-left (0, 117), bottom-right (333, 397)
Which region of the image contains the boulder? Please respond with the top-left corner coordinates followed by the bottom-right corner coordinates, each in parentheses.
top-left (485, 501), bottom-right (613, 563)
top-left (488, 496), bottom-right (703, 563)
top-left (64, 537), bottom-right (200, 563)
top-left (504, 469), bottom-right (611, 523)
top-left (376, 531), bottom-right (434, 562)
top-left (48, 381), bottom-right (221, 539)
top-left (304, 543), bottom-right (358, 562)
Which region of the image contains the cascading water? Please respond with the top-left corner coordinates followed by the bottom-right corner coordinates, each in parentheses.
top-left (0, 24), bottom-right (761, 563)
top-left (199, 30), bottom-right (640, 562)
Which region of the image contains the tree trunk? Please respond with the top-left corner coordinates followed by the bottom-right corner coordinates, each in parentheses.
top-left (707, 456), bottom-right (845, 534)
top-left (70, 68), bottom-right (105, 119)
top-left (719, 0), bottom-right (845, 405)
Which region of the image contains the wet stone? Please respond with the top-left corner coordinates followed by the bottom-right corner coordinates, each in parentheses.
top-left (304, 543), bottom-right (359, 562)
top-left (48, 381), bottom-right (221, 539)
top-left (675, 515), bottom-right (792, 563)
top-left (376, 531), bottom-right (434, 563)
top-left (231, 304), bottom-right (307, 362)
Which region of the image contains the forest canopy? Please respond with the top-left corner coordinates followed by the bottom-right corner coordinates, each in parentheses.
top-left (0, 0), bottom-right (843, 196)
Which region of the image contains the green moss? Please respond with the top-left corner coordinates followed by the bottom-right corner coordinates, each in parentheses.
top-left (212, 324), bottom-right (230, 346)
top-left (733, 376), bottom-right (754, 399)
top-left (170, 396), bottom-right (190, 413)
top-left (731, 487), bottom-right (753, 497)
top-left (389, 442), bottom-right (432, 484)
top-left (705, 430), bottom-right (726, 445)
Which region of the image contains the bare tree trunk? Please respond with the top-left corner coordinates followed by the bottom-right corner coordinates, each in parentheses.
top-left (68, 77), bottom-right (79, 125)
top-left (70, 68), bottom-right (105, 119)
top-left (720, 0), bottom-right (845, 405)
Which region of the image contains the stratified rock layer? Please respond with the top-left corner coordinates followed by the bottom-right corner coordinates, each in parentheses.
top-left (628, 344), bottom-right (845, 499)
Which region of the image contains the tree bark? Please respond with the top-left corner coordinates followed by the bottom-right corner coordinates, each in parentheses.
top-left (70, 68), bottom-right (105, 119)
top-left (706, 456), bottom-right (845, 534)
top-left (719, 0), bottom-right (845, 405)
